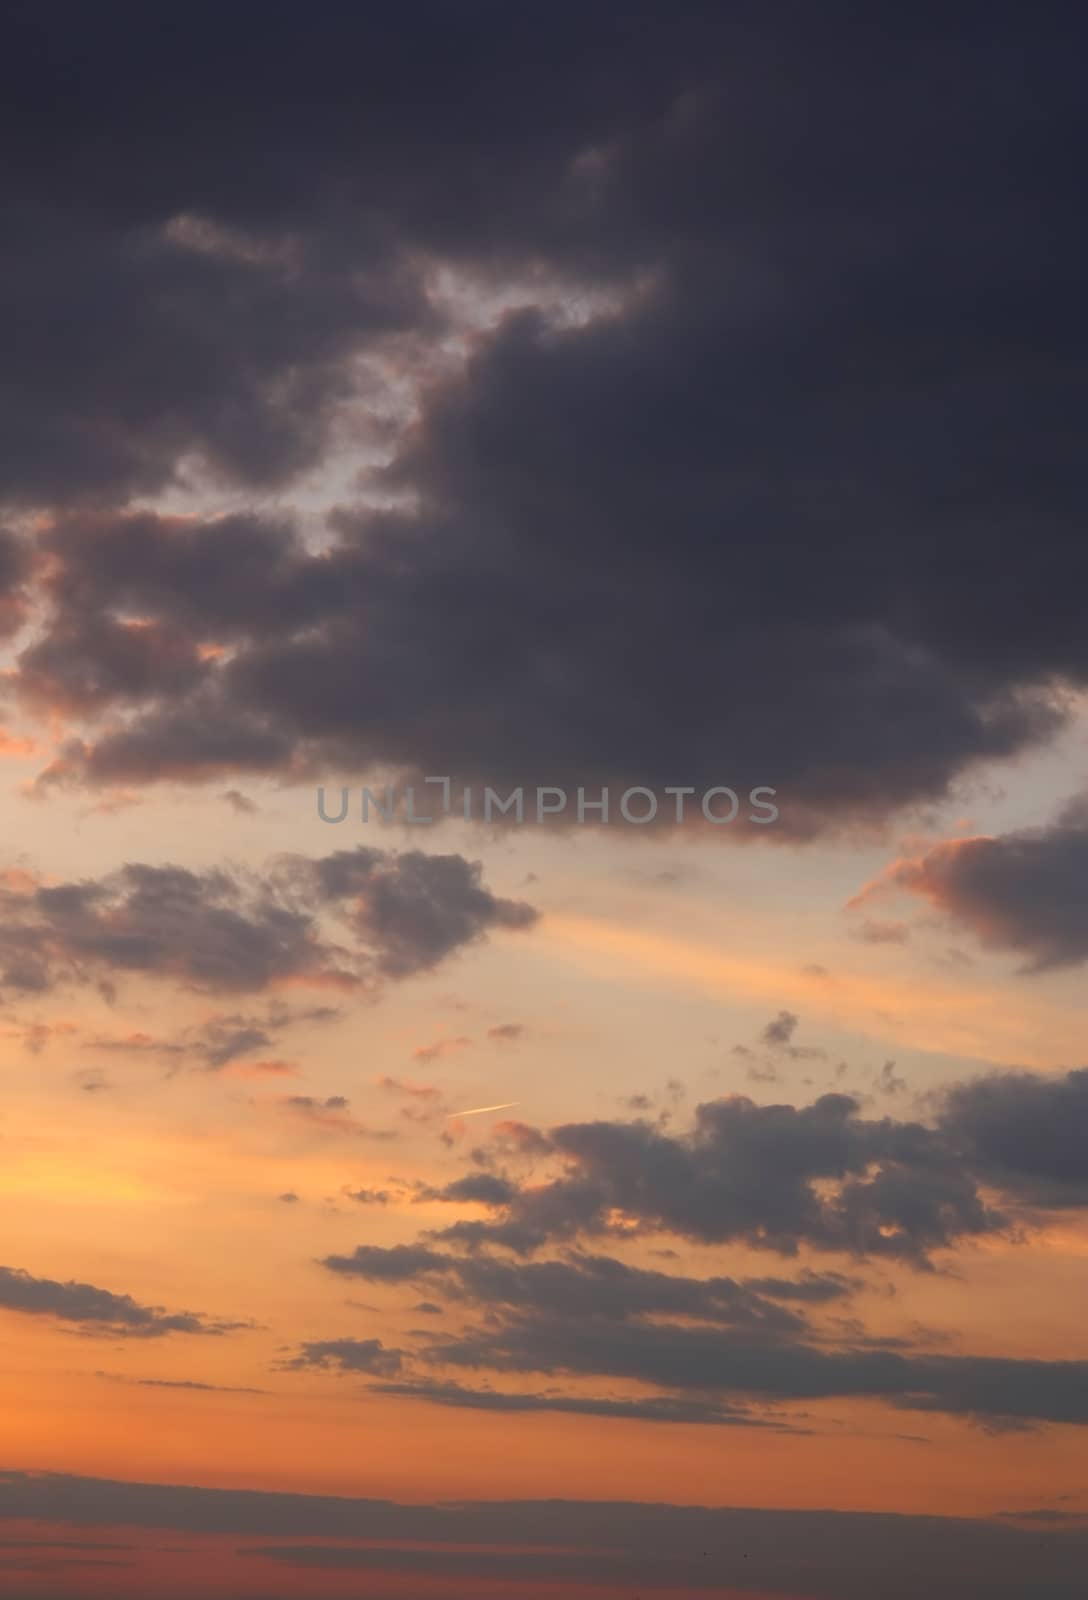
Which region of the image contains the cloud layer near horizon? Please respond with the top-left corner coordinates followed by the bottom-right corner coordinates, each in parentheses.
top-left (1, 1469), bottom-right (1085, 1599)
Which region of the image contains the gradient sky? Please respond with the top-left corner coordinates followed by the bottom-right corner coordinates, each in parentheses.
top-left (2, 5), bottom-right (1087, 1597)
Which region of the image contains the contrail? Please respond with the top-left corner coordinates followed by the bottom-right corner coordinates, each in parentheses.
top-left (447, 1100), bottom-right (520, 1118)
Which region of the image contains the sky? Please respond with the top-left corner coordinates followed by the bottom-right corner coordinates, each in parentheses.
top-left (1, 4), bottom-right (1087, 1597)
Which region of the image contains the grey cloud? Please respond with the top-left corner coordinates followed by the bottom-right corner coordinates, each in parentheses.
top-left (83, 1001), bottom-right (343, 1072)
top-left (16, 613), bottom-right (208, 715)
top-left (94, 1372), bottom-right (266, 1395)
top-left (426, 1312), bottom-right (1088, 1429)
top-left (891, 800), bottom-right (1088, 970)
top-left (2, 8), bottom-right (1085, 834)
top-left (743, 1270), bottom-right (860, 1305)
top-left (762, 1010), bottom-right (799, 1047)
top-left (433, 1094), bottom-right (1001, 1265)
top-left (304, 1234), bottom-right (1088, 1430)
top-left (0, 527), bottom-right (35, 637)
top-left (283, 1338), bottom-right (403, 1376)
top-left (424, 1173), bottom-right (518, 1207)
top-left (320, 1244), bottom-right (447, 1284)
top-left (343, 1188), bottom-right (391, 1206)
top-left (938, 1068), bottom-right (1088, 1208)
top-left (0, 848), bottom-right (536, 997)
top-left (370, 1379), bottom-right (792, 1429)
top-left (319, 1245), bottom-right (812, 1335)
top-left (1, 1468), bottom-right (1085, 1598)
top-left (0, 863), bottom-right (335, 995)
top-left (308, 849), bottom-right (538, 979)
top-left (0, 1266), bottom-right (248, 1338)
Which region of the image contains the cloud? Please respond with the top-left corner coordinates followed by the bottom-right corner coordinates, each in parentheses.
top-left (743, 1270), bottom-right (860, 1305)
top-left (0, 527), bottom-right (34, 638)
top-left (0, 863), bottom-right (341, 995)
top-left (0, 1266), bottom-right (248, 1338)
top-left (0, 848), bottom-right (537, 997)
top-left (2, 1468), bottom-right (1086, 1597)
top-left (342, 1187), bottom-right (391, 1206)
top-left (431, 1093), bottom-right (1002, 1265)
top-left (378, 1075), bottom-right (442, 1101)
top-left (938, 1068), bottom-right (1088, 1208)
top-left (411, 1037), bottom-right (471, 1064)
top-left (94, 1372), bottom-right (266, 1395)
top-left (308, 849), bottom-right (537, 979)
top-left (369, 1379), bottom-right (791, 1429)
top-left (306, 1229), bottom-right (1088, 1430)
top-left (423, 1173), bottom-right (519, 1207)
top-left (83, 1001), bottom-right (345, 1073)
top-left (319, 1245), bottom-right (812, 1334)
top-left (222, 789), bottom-right (259, 815)
top-left (283, 1338), bottom-right (403, 1376)
top-left (762, 1009), bottom-right (799, 1047)
top-left (422, 1310), bottom-right (1088, 1429)
top-left (0, 6), bottom-right (1083, 832)
top-left (225, 1058), bottom-right (300, 1079)
top-left (276, 1094), bottom-right (392, 1141)
top-left (320, 1244), bottom-right (447, 1284)
top-left (854, 918), bottom-right (911, 946)
top-left (753, 1010), bottom-right (826, 1062)
top-left (884, 800), bottom-right (1088, 970)
top-left (284, 1062), bottom-right (1088, 1432)
top-left (291, 1063), bottom-right (1088, 1432)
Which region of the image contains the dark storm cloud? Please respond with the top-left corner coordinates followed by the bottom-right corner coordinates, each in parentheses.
top-left (888, 798), bottom-right (1088, 969)
top-left (15, 613), bottom-right (207, 715)
top-left (2, 7), bottom-right (1085, 829)
top-left (37, 706), bottom-right (296, 789)
top-left (0, 848), bottom-right (536, 996)
top-left (0, 1266), bottom-right (247, 1338)
top-left (0, 154), bottom-right (429, 508)
top-left (33, 511), bottom-right (341, 641)
top-left (0, 527), bottom-right (34, 637)
top-left (2, 1469), bottom-right (1085, 1598)
top-left (0, 2), bottom-right (729, 509)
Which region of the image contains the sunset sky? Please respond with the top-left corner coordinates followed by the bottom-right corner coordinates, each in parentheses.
top-left (2, 5), bottom-right (1087, 1597)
